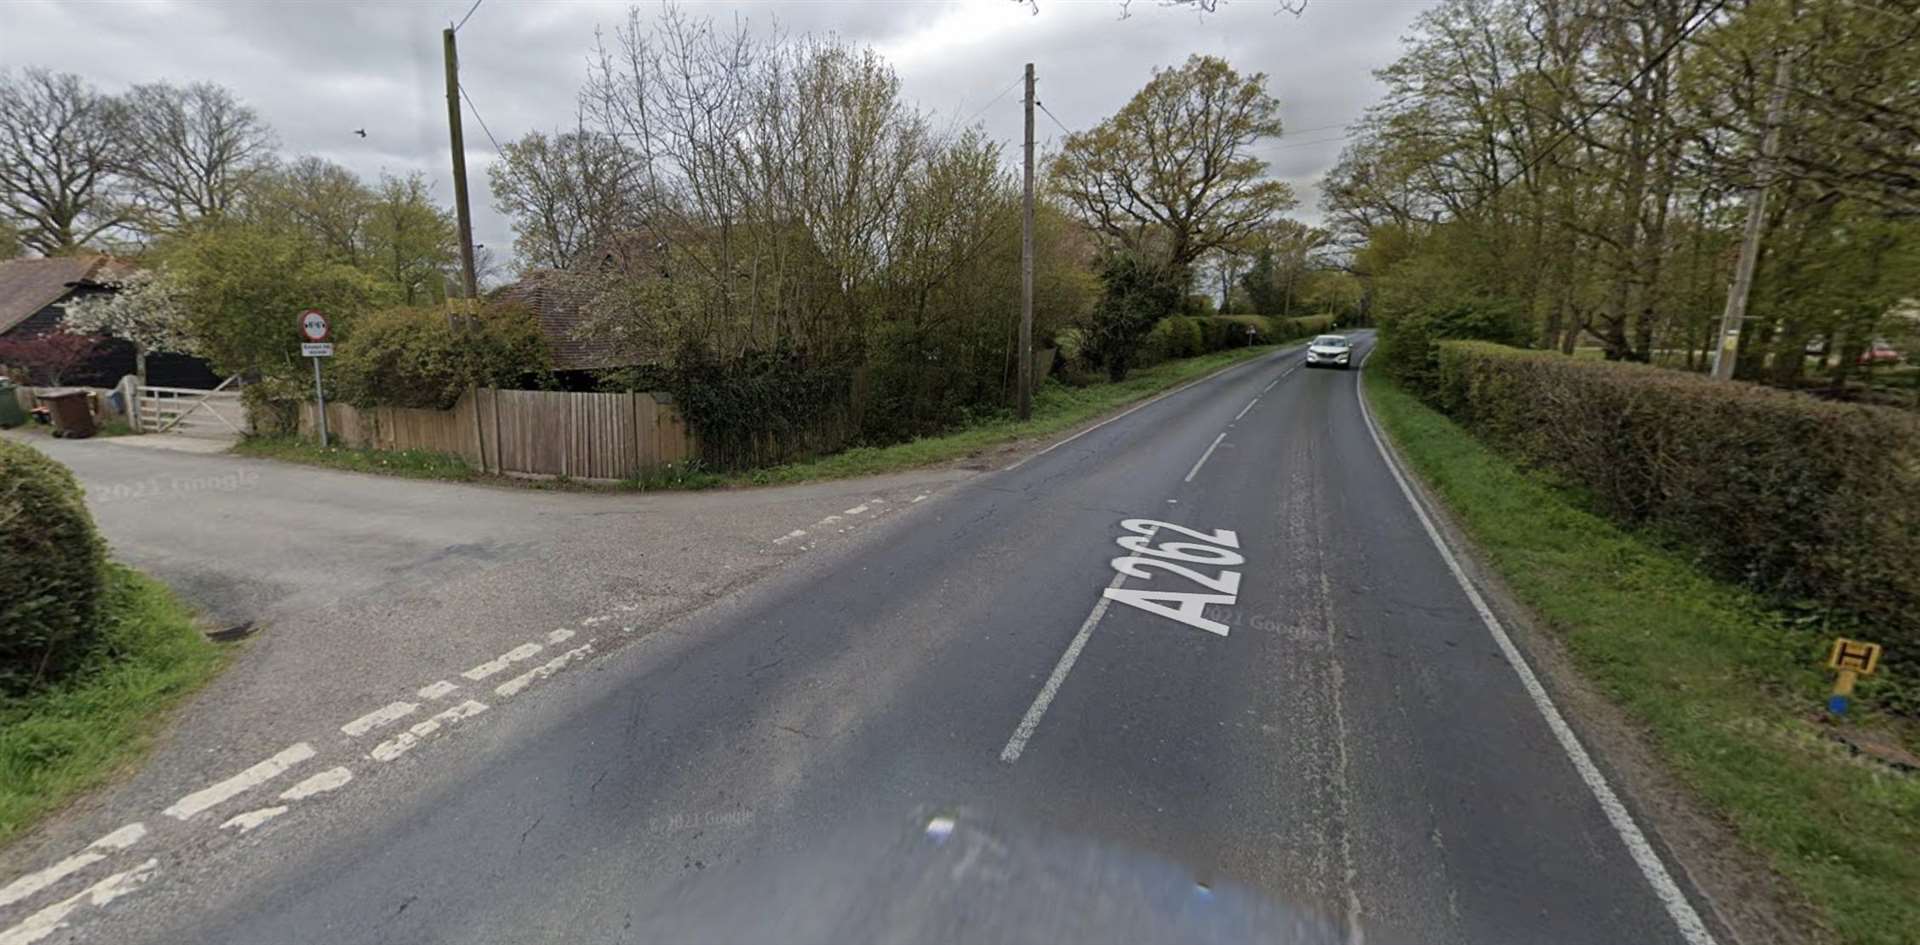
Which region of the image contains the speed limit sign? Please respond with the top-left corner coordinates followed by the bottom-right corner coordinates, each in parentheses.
top-left (298, 309), bottom-right (331, 342)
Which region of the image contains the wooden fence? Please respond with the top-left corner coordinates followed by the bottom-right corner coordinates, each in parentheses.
top-left (298, 389), bottom-right (696, 482)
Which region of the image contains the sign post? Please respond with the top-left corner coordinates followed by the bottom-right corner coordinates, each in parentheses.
top-left (298, 310), bottom-right (333, 448)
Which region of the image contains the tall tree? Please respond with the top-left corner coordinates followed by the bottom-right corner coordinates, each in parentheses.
top-left (110, 81), bottom-right (276, 234)
top-left (489, 129), bottom-right (636, 270)
top-left (1049, 55), bottom-right (1295, 272)
top-left (364, 173), bottom-right (457, 306)
top-left (0, 69), bottom-right (127, 255)
top-left (243, 156), bottom-right (374, 266)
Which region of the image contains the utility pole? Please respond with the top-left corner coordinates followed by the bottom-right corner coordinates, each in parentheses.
top-left (443, 27), bottom-right (479, 303)
top-left (1710, 52), bottom-right (1791, 381)
top-left (1019, 62), bottom-right (1035, 421)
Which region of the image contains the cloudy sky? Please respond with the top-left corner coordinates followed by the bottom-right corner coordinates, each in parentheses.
top-left (2, 0), bottom-right (1435, 269)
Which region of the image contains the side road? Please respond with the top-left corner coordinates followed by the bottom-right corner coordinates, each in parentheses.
top-left (0, 430), bottom-right (968, 875)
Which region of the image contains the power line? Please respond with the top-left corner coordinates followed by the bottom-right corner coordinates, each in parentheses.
top-left (1036, 100), bottom-right (1073, 137)
top-left (459, 82), bottom-right (504, 155)
top-left (961, 73), bottom-right (1026, 128)
top-left (453, 0), bottom-right (484, 32)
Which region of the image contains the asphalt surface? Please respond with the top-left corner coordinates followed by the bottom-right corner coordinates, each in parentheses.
top-left (7, 338), bottom-right (1711, 944)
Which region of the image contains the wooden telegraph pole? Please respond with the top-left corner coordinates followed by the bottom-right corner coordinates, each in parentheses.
top-left (1019, 63), bottom-right (1036, 421)
top-left (1710, 53), bottom-right (1791, 381)
top-left (443, 27), bottom-right (480, 303)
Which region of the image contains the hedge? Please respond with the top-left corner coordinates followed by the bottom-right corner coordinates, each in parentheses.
top-left (0, 439), bottom-right (106, 696)
top-left (1427, 341), bottom-right (1920, 707)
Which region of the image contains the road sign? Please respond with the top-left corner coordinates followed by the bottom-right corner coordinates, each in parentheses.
top-left (298, 309), bottom-right (332, 342)
top-left (1825, 637), bottom-right (1883, 715)
top-left (301, 342), bottom-right (335, 358)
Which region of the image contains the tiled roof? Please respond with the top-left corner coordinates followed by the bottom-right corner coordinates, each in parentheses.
top-left (494, 269), bottom-right (629, 372)
top-left (0, 255), bottom-right (136, 336)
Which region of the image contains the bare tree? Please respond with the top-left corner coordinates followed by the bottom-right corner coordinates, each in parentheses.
top-left (110, 81), bottom-right (276, 233)
top-left (0, 69), bottom-right (127, 255)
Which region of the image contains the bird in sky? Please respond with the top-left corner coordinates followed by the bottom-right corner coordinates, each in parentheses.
top-left (353, 128), bottom-right (367, 138)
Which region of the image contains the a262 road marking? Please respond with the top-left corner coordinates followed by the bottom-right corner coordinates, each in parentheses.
top-left (1102, 518), bottom-right (1242, 636)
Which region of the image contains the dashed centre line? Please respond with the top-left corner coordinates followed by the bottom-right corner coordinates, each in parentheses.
top-left (369, 701), bottom-right (489, 763)
top-left (416, 680), bottom-right (459, 701)
top-left (495, 644), bottom-right (594, 698)
top-left (1233, 397), bottom-right (1259, 422)
top-left (340, 702), bottom-right (418, 738)
top-left (1184, 432), bottom-right (1228, 483)
top-left (279, 767), bottom-right (354, 801)
top-left (219, 807), bottom-right (287, 834)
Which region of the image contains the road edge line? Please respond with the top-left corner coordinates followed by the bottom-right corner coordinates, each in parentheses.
top-left (1002, 345), bottom-right (1298, 472)
top-left (1352, 355), bottom-right (1717, 945)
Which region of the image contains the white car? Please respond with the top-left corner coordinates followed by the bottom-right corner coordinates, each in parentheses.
top-left (1304, 334), bottom-right (1353, 370)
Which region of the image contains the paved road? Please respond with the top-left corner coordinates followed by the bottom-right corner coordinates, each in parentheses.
top-left (6, 338), bottom-right (1713, 944)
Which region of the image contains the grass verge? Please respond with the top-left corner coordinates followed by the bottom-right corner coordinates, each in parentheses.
top-left (1362, 369), bottom-right (1918, 945)
top-left (0, 565), bottom-right (225, 847)
top-left (232, 435), bottom-right (475, 481)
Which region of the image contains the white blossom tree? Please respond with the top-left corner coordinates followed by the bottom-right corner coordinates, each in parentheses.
top-left (64, 268), bottom-right (194, 383)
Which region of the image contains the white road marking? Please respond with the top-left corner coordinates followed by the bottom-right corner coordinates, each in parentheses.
top-left (417, 680), bottom-right (459, 701)
top-left (1183, 432), bottom-right (1228, 483)
top-left (461, 643), bottom-right (543, 681)
top-left (1002, 348), bottom-right (1292, 472)
top-left (0, 824), bottom-right (145, 910)
top-left (0, 859), bottom-right (158, 945)
top-left (495, 643), bottom-right (594, 698)
top-left (911, 494), bottom-right (928, 503)
top-left (1233, 398), bottom-right (1259, 422)
top-left (547, 628), bottom-right (577, 644)
top-left (773, 529), bottom-right (807, 545)
top-left (340, 701), bottom-right (418, 737)
top-left (580, 616), bottom-right (608, 627)
top-left (369, 700), bottom-right (489, 763)
top-left (1000, 569), bottom-right (1131, 763)
top-left (818, 515), bottom-right (842, 526)
top-left (163, 743), bottom-right (314, 821)
top-left (279, 766), bottom-right (353, 801)
top-left (219, 806), bottom-right (287, 833)
top-left (1263, 376), bottom-right (1280, 393)
top-left (1355, 363), bottom-right (1716, 945)
top-left (842, 504), bottom-right (870, 516)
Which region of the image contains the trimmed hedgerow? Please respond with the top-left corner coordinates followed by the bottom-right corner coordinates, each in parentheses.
top-left (1427, 341), bottom-right (1920, 710)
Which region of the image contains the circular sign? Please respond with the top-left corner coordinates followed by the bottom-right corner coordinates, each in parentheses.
top-left (298, 310), bottom-right (331, 342)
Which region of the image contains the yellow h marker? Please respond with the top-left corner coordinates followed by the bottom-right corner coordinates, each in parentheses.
top-left (1825, 638), bottom-right (1883, 715)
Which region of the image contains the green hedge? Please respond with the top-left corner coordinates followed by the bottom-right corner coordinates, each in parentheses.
top-left (332, 302), bottom-right (551, 410)
top-left (0, 439), bottom-right (106, 696)
top-left (1428, 341), bottom-right (1920, 708)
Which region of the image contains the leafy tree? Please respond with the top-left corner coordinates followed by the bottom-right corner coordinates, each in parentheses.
top-left (1085, 253), bottom-right (1183, 381)
top-left (242, 156), bottom-right (374, 267)
top-left (364, 173), bottom-right (457, 305)
top-left (162, 221), bottom-right (379, 377)
top-left (0, 69), bottom-right (127, 255)
top-left (1050, 55), bottom-right (1295, 272)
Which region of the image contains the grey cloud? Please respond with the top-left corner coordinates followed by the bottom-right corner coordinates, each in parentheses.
top-left (1, 0), bottom-right (1435, 257)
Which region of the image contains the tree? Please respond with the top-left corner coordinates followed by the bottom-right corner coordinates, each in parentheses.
top-left (489, 129), bottom-right (636, 270)
top-left (0, 224), bottom-right (17, 260)
top-left (0, 69), bottom-right (127, 255)
top-left (0, 330), bottom-right (102, 385)
top-left (242, 156), bottom-right (375, 266)
top-left (1085, 253), bottom-right (1183, 381)
top-left (63, 268), bottom-right (195, 382)
top-left (1050, 55), bottom-right (1295, 273)
top-left (109, 81), bottom-right (276, 234)
top-left (364, 173), bottom-right (457, 305)
top-left (163, 221), bottom-right (379, 376)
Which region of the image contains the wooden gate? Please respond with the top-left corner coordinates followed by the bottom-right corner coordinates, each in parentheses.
top-left (128, 375), bottom-right (246, 440)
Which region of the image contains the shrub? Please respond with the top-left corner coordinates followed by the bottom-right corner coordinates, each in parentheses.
top-left (331, 302), bottom-right (551, 410)
top-left (0, 440), bottom-right (106, 695)
top-left (1428, 341), bottom-right (1920, 709)
top-left (1211, 315), bottom-right (1278, 345)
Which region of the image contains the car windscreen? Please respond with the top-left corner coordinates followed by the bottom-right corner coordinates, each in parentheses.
top-left (1313, 336), bottom-right (1348, 346)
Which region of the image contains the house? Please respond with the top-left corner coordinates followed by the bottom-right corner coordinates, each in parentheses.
top-left (0, 255), bottom-right (217, 388)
